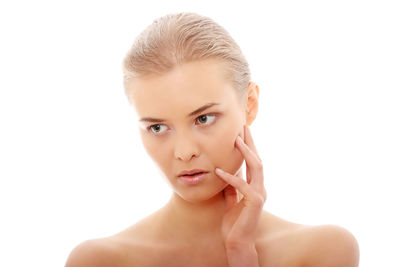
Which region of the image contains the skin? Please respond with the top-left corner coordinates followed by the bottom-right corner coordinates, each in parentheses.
top-left (65, 58), bottom-right (360, 267)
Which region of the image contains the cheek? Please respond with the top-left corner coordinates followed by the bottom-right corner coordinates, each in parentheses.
top-left (140, 134), bottom-right (170, 167)
top-left (206, 122), bottom-right (244, 174)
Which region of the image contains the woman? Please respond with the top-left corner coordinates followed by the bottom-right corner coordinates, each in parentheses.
top-left (66, 12), bottom-right (359, 267)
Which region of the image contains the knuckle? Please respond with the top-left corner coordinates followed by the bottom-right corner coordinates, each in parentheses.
top-left (256, 161), bottom-right (263, 171)
top-left (253, 195), bottom-right (265, 208)
top-left (261, 189), bottom-right (267, 202)
top-left (225, 239), bottom-right (245, 250)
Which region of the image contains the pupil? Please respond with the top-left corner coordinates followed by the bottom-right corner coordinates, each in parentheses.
top-left (199, 115), bottom-right (207, 123)
top-left (154, 125), bottom-right (160, 131)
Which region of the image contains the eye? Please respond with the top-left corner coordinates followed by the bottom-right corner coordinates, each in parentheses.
top-left (196, 114), bottom-right (216, 125)
top-left (147, 124), bottom-right (168, 134)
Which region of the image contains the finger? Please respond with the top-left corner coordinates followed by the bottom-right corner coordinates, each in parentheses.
top-left (223, 184), bottom-right (238, 212)
top-left (215, 168), bottom-right (252, 199)
top-left (244, 125), bottom-right (261, 161)
top-left (235, 136), bottom-right (262, 172)
top-left (236, 136), bottom-right (265, 187)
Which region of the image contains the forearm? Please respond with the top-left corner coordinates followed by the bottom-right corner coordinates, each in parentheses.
top-left (225, 244), bottom-right (260, 267)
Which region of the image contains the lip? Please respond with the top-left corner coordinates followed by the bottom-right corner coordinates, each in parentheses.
top-left (179, 172), bottom-right (209, 185)
top-left (178, 169), bottom-right (209, 177)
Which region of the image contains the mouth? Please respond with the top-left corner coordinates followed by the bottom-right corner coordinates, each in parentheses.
top-left (178, 171), bottom-right (209, 185)
top-left (182, 172), bottom-right (205, 176)
top-left (178, 169), bottom-right (209, 177)
top-left (181, 172), bottom-right (206, 177)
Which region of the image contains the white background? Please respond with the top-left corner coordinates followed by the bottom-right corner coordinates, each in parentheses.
top-left (0, 0), bottom-right (399, 266)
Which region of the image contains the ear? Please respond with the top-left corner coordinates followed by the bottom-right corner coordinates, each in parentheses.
top-left (245, 82), bottom-right (260, 126)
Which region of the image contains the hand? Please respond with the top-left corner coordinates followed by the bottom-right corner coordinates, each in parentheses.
top-left (215, 125), bottom-right (267, 248)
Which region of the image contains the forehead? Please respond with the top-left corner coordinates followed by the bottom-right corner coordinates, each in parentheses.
top-left (127, 59), bottom-right (238, 116)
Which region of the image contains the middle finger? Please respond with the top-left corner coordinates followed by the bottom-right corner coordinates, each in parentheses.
top-left (235, 135), bottom-right (262, 173)
top-left (243, 125), bottom-right (261, 161)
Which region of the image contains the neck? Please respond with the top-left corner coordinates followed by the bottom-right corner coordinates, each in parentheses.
top-left (158, 169), bottom-right (244, 242)
top-left (167, 190), bottom-right (226, 238)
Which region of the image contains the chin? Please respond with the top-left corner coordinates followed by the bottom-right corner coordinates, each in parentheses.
top-left (175, 188), bottom-right (225, 204)
top-left (164, 150), bottom-right (245, 203)
top-left (171, 172), bottom-right (235, 204)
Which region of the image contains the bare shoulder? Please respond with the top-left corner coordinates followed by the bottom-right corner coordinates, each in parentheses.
top-left (65, 237), bottom-right (126, 267)
top-left (65, 214), bottom-right (164, 267)
top-left (256, 211), bottom-right (311, 266)
top-left (299, 224), bottom-right (360, 267)
top-left (256, 211), bottom-right (359, 267)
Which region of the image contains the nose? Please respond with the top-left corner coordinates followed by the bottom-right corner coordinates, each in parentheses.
top-left (173, 133), bottom-right (200, 161)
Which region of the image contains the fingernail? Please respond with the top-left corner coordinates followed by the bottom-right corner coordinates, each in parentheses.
top-left (216, 168), bottom-right (224, 173)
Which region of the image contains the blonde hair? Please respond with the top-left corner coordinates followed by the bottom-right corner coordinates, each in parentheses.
top-left (122, 12), bottom-right (251, 99)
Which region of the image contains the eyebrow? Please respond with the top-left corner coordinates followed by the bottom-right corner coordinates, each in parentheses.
top-left (139, 102), bottom-right (220, 123)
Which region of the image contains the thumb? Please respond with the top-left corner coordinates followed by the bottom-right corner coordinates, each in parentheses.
top-left (223, 185), bottom-right (238, 212)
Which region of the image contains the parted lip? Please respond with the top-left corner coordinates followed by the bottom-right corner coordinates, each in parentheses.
top-left (178, 169), bottom-right (209, 177)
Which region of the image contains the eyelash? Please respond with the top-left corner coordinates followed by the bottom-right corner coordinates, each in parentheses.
top-left (146, 113), bottom-right (218, 135)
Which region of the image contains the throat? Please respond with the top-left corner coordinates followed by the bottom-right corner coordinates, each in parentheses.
top-left (161, 191), bottom-right (227, 237)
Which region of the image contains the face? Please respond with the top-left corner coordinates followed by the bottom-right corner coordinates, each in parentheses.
top-left (126, 59), bottom-right (248, 203)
